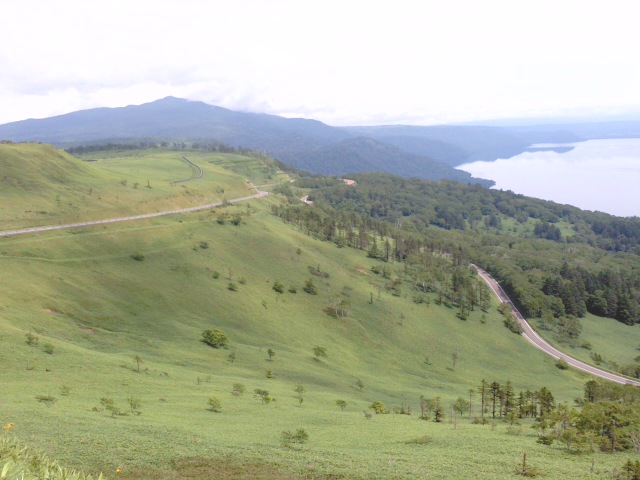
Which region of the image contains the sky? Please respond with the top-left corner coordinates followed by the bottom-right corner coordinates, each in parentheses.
top-left (2, 0), bottom-right (640, 126)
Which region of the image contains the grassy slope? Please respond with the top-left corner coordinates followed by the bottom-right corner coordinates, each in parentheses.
top-left (0, 145), bottom-right (258, 230)
top-left (0, 145), bottom-right (636, 479)
top-left (531, 313), bottom-right (640, 370)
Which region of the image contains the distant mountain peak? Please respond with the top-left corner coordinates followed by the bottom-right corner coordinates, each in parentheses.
top-left (154, 96), bottom-right (191, 104)
top-left (0, 97), bottom-right (507, 186)
top-left (140, 96), bottom-right (201, 108)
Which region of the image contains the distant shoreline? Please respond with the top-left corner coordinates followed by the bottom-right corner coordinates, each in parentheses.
top-left (457, 138), bottom-right (640, 217)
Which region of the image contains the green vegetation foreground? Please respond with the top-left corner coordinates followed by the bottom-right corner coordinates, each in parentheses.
top-left (2, 145), bottom-right (640, 479)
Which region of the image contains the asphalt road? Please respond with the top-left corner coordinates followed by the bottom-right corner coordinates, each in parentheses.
top-left (3, 184), bottom-right (637, 388)
top-left (472, 263), bottom-right (640, 386)
top-left (0, 190), bottom-right (268, 238)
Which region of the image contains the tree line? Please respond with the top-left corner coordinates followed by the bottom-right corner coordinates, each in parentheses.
top-left (292, 171), bottom-right (640, 255)
top-left (272, 170), bottom-right (640, 326)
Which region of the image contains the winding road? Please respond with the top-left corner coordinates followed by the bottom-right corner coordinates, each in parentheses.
top-left (172, 156), bottom-right (204, 184)
top-left (0, 154), bottom-right (635, 387)
top-left (472, 264), bottom-right (640, 386)
top-left (1, 156), bottom-right (269, 238)
top-left (0, 190), bottom-right (268, 238)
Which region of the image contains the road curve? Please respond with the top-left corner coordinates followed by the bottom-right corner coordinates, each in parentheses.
top-left (4, 189), bottom-right (637, 388)
top-left (0, 191), bottom-right (268, 238)
top-left (172, 156), bottom-right (204, 184)
top-left (471, 263), bottom-right (640, 387)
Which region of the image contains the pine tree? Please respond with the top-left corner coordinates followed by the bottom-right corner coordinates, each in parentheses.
top-left (478, 379), bottom-right (489, 418)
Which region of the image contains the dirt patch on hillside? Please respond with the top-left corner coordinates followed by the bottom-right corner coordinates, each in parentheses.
top-left (80, 328), bottom-right (97, 335)
top-left (43, 308), bottom-right (62, 315)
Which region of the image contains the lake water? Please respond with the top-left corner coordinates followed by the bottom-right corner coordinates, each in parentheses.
top-left (458, 138), bottom-right (640, 217)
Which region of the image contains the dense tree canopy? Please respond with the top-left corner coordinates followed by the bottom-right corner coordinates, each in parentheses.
top-left (272, 170), bottom-right (640, 326)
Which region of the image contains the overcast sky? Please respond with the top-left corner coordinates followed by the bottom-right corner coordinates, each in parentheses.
top-left (1, 0), bottom-right (639, 126)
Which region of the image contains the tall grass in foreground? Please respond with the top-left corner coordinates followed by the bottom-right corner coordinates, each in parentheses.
top-left (1, 436), bottom-right (104, 480)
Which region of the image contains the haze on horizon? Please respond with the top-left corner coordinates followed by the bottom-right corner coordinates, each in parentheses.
top-left (1, 0), bottom-right (639, 127)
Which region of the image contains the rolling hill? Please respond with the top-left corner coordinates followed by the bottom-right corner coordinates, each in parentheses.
top-left (3, 143), bottom-right (640, 479)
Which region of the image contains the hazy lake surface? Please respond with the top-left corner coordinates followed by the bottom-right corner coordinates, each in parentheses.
top-left (458, 138), bottom-right (640, 217)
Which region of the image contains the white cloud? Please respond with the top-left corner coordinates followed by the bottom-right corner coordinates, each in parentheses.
top-left (1, 0), bottom-right (639, 125)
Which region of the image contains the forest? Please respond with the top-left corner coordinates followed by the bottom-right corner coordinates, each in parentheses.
top-left (272, 170), bottom-right (640, 328)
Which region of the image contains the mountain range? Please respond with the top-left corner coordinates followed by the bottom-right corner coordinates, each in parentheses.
top-left (1, 96), bottom-right (638, 186)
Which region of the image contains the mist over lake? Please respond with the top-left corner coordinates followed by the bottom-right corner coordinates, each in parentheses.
top-left (458, 138), bottom-right (640, 217)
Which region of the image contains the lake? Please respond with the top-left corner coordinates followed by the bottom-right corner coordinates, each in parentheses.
top-left (458, 138), bottom-right (640, 217)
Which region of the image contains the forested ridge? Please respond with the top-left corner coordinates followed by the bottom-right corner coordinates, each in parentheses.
top-left (272, 171), bottom-right (640, 328)
top-left (292, 172), bottom-right (640, 253)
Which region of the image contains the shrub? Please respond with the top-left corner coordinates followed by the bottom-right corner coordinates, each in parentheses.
top-left (254, 389), bottom-right (273, 404)
top-left (99, 397), bottom-right (122, 417)
top-left (128, 396), bottom-right (142, 414)
top-left (514, 452), bottom-right (542, 477)
top-left (202, 329), bottom-right (228, 348)
top-left (43, 343), bottom-right (54, 354)
top-left (130, 252), bottom-right (145, 261)
top-left (281, 428), bottom-right (309, 447)
top-left (313, 346), bottom-right (327, 360)
top-left (227, 282), bottom-right (238, 291)
top-left (294, 384), bottom-right (305, 405)
top-left (369, 401), bottom-right (387, 414)
top-left (413, 293), bottom-right (429, 304)
top-left (503, 315), bottom-right (524, 334)
top-left (231, 383), bottom-right (246, 396)
top-left (308, 265), bottom-right (329, 278)
top-left (35, 395), bottom-right (57, 408)
top-left (393, 404), bottom-right (412, 415)
top-left (303, 278), bottom-right (317, 295)
top-left (536, 435), bottom-right (554, 446)
top-left (25, 333), bottom-right (39, 346)
top-left (207, 396), bottom-right (222, 412)
top-left (272, 280), bottom-right (284, 293)
top-left (335, 399), bottom-right (347, 411)
top-left (555, 358), bottom-right (569, 370)
top-left (580, 340), bottom-right (592, 350)
top-left (212, 271), bottom-right (220, 279)
top-left (288, 285), bottom-right (297, 294)
top-left (334, 236), bottom-right (347, 248)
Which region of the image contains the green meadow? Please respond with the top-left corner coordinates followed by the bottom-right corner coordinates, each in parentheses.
top-left (0, 144), bottom-right (265, 230)
top-left (1, 145), bottom-right (638, 479)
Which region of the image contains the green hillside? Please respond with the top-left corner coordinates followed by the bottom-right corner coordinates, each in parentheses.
top-left (0, 143), bottom-right (263, 231)
top-left (0, 144), bottom-right (637, 479)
